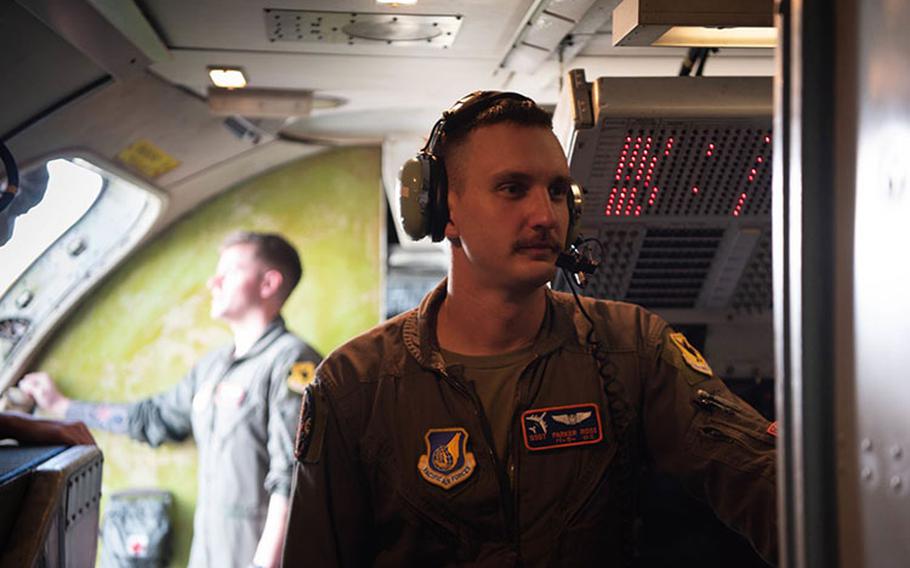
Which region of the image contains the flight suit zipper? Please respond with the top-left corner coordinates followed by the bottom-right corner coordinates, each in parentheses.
top-left (694, 388), bottom-right (738, 414)
top-left (439, 370), bottom-right (518, 544)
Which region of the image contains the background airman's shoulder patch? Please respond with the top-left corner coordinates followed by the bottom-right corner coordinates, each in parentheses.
top-left (287, 360), bottom-right (316, 394)
top-left (669, 332), bottom-right (713, 376)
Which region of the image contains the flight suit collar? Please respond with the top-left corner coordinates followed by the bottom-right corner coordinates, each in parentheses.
top-left (230, 315), bottom-right (287, 363)
top-left (403, 279), bottom-right (581, 373)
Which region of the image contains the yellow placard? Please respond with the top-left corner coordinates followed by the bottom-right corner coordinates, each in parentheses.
top-left (116, 139), bottom-right (180, 178)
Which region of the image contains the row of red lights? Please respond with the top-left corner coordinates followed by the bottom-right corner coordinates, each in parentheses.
top-left (607, 136), bottom-right (671, 216)
top-left (607, 133), bottom-right (771, 217)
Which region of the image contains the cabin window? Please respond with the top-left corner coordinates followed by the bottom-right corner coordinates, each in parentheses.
top-left (0, 155), bottom-right (164, 388)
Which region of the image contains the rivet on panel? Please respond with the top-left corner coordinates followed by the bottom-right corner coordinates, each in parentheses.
top-left (891, 476), bottom-right (902, 491)
top-left (861, 438), bottom-right (873, 452)
top-left (891, 446), bottom-right (903, 460)
top-left (861, 467), bottom-right (873, 481)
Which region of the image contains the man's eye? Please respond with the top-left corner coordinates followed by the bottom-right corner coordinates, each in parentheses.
top-left (549, 183), bottom-right (569, 199)
top-left (499, 184), bottom-right (526, 196)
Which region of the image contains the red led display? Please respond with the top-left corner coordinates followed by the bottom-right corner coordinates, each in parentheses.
top-left (603, 129), bottom-right (772, 218)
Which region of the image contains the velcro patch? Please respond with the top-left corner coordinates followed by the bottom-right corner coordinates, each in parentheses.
top-left (417, 428), bottom-right (476, 490)
top-left (670, 332), bottom-right (713, 377)
top-left (287, 361), bottom-right (316, 394)
top-left (767, 421), bottom-right (778, 437)
top-left (521, 403), bottom-right (603, 451)
top-left (294, 387), bottom-right (326, 463)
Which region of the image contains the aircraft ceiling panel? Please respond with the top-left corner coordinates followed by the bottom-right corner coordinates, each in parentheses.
top-left (137, 0), bottom-right (530, 58)
top-left (0, 2), bottom-right (106, 139)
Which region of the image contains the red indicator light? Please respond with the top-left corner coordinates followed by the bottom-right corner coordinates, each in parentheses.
top-left (756, 156), bottom-right (764, 163)
top-left (648, 199), bottom-right (655, 206)
top-left (741, 193), bottom-right (748, 199)
top-left (750, 168), bottom-right (757, 176)
top-left (634, 211), bottom-right (641, 217)
top-left (733, 210), bottom-right (740, 216)
top-left (626, 176), bottom-right (631, 181)
top-left (706, 150), bottom-right (713, 157)
top-left (615, 175), bottom-right (621, 181)
top-left (748, 176), bottom-right (754, 182)
top-left (664, 150), bottom-right (670, 156)
top-left (606, 210), bottom-right (612, 216)
top-left (692, 186), bottom-right (699, 194)
top-left (764, 135), bottom-right (771, 144)
top-left (646, 137), bottom-right (652, 143)
top-left (625, 136), bottom-right (631, 142)
top-left (708, 143), bottom-right (715, 149)
top-left (643, 149), bottom-right (649, 155)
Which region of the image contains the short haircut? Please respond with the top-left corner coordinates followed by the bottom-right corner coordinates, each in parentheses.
top-left (220, 231), bottom-right (302, 302)
top-left (439, 95), bottom-right (553, 190)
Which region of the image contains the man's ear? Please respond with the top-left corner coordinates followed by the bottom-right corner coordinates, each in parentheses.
top-left (260, 269), bottom-right (285, 300)
top-left (444, 189), bottom-right (460, 241)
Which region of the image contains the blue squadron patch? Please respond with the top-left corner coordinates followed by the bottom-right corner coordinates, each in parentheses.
top-left (417, 428), bottom-right (476, 490)
top-left (521, 403), bottom-right (603, 451)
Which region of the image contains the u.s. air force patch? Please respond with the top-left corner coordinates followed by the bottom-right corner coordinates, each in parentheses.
top-left (287, 361), bottom-right (316, 394)
top-left (521, 403), bottom-right (603, 451)
top-left (417, 428), bottom-right (476, 490)
top-left (669, 332), bottom-right (713, 377)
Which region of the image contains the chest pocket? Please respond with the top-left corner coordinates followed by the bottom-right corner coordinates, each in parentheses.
top-left (517, 351), bottom-right (623, 527)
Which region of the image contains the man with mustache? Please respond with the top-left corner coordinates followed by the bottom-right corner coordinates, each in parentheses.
top-left (283, 93), bottom-right (777, 566)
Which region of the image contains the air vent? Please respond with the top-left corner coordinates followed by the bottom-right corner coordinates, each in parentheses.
top-left (625, 228), bottom-right (723, 308)
top-left (264, 9), bottom-right (462, 48)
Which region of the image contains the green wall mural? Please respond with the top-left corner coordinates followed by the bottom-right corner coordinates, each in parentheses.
top-left (34, 146), bottom-right (383, 566)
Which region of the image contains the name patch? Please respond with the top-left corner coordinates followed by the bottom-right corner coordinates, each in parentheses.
top-left (417, 428), bottom-right (476, 490)
top-left (522, 403), bottom-right (603, 451)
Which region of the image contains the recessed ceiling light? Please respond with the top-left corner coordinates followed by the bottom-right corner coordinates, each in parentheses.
top-left (375, 0), bottom-right (418, 5)
top-left (208, 67), bottom-right (247, 89)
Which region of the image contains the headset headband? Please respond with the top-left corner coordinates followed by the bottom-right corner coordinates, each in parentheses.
top-left (422, 91), bottom-right (535, 157)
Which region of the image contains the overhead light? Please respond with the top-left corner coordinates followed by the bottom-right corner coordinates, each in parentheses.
top-left (375, 0), bottom-right (418, 5)
top-left (208, 67), bottom-right (247, 89)
top-left (612, 0), bottom-right (774, 48)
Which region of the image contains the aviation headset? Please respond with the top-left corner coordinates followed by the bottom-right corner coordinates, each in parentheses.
top-left (398, 90), bottom-right (584, 247)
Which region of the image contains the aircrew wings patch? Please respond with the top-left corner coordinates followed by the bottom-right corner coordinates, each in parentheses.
top-left (669, 332), bottom-right (713, 377)
top-left (287, 361), bottom-right (316, 394)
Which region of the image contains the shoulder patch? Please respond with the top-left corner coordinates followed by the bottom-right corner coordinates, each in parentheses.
top-left (287, 361), bottom-right (316, 394)
top-left (294, 386), bottom-right (327, 463)
top-left (669, 332), bottom-right (713, 377)
top-left (767, 421), bottom-right (778, 437)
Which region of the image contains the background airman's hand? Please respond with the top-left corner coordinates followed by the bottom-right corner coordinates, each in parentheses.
top-left (18, 372), bottom-right (71, 417)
